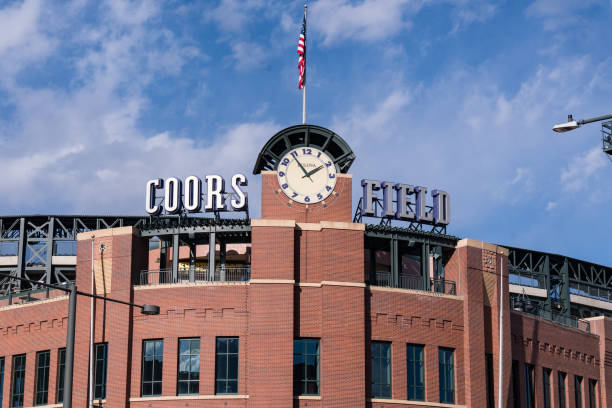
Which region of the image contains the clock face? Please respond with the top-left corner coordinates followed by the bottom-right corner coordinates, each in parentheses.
top-left (277, 147), bottom-right (337, 204)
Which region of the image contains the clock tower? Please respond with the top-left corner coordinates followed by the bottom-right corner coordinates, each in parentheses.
top-left (247, 124), bottom-right (367, 407)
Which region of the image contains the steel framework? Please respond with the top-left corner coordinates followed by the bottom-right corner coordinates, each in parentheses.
top-left (603, 120), bottom-right (612, 161)
top-left (506, 245), bottom-right (612, 322)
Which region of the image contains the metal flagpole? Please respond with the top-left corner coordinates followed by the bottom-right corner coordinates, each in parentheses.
top-left (302, 4), bottom-right (307, 124)
top-left (498, 256), bottom-right (504, 408)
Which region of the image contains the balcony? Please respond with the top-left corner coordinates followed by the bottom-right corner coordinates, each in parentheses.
top-left (373, 271), bottom-right (456, 295)
top-left (139, 266), bottom-right (250, 285)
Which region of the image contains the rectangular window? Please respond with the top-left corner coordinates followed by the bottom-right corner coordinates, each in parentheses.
top-left (371, 341), bottom-right (391, 398)
top-left (11, 354), bottom-right (26, 407)
top-left (141, 339), bottom-right (163, 396)
top-left (524, 363), bottom-right (535, 408)
top-left (178, 338), bottom-right (200, 395)
top-left (216, 337), bottom-right (239, 394)
top-left (588, 379), bottom-right (597, 408)
top-left (439, 347), bottom-right (455, 404)
top-left (575, 375), bottom-right (583, 408)
top-left (512, 360), bottom-right (521, 408)
top-left (293, 338), bottom-right (319, 396)
top-left (35, 350), bottom-right (50, 405)
top-left (406, 344), bottom-right (424, 401)
top-left (0, 357), bottom-right (4, 407)
top-left (94, 343), bottom-right (108, 400)
top-left (558, 371), bottom-right (567, 408)
top-left (486, 354), bottom-right (495, 408)
top-left (542, 367), bottom-right (551, 408)
top-left (56, 349), bottom-right (66, 404)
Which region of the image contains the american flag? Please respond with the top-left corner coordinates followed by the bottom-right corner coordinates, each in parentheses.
top-left (297, 14), bottom-right (306, 89)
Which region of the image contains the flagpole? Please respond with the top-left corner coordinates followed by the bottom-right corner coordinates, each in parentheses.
top-left (302, 4), bottom-right (307, 124)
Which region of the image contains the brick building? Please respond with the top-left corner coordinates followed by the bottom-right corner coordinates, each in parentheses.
top-left (0, 124), bottom-right (610, 408)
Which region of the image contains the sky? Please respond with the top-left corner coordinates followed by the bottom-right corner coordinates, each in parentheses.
top-left (1, 0), bottom-right (612, 266)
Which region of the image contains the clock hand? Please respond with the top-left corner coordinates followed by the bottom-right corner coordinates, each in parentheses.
top-left (295, 157), bottom-right (313, 182)
top-left (302, 165), bottom-right (324, 178)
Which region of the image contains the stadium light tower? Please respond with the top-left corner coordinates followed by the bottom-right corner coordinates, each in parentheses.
top-left (553, 113), bottom-right (612, 161)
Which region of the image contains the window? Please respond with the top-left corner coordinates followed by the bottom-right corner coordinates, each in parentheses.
top-left (94, 343), bottom-right (108, 400)
top-left (11, 354), bottom-right (26, 407)
top-left (293, 338), bottom-right (319, 396)
top-left (511, 360), bottom-right (521, 408)
top-left (575, 375), bottom-right (583, 408)
top-left (438, 347), bottom-right (455, 404)
top-left (371, 341), bottom-right (391, 398)
top-left (141, 339), bottom-right (163, 396)
top-left (0, 357), bottom-right (4, 407)
top-left (35, 351), bottom-right (50, 405)
top-left (56, 349), bottom-right (66, 404)
top-left (216, 337), bottom-right (239, 394)
top-left (178, 338), bottom-right (200, 395)
top-left (588, 379), bottom-right (597, 408)
top-left (406, 344), bottom-right (424, 401)
top-left (542, 367), bottom-right (551, 408)
top-left (524, 363), bottom-right (535, 408)
top-left (558, 371), bottom-right (566, 408)
top-left (486, 354), bottom-right (495, 408)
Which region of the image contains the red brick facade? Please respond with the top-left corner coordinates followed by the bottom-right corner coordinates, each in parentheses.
top-left (0, 171), bottom-right (609, 408)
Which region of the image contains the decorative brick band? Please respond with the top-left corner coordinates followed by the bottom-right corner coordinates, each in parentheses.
top-left (130, 395), bottom-right (249, 402)
top-left (134, 281), bottom-right (249, 291)
top-left (0, 295), bottom-right (68, 312)
top-left (250, 279), bottom-right (296, 284)
top-left (250, 219), bottom-right (296, 228)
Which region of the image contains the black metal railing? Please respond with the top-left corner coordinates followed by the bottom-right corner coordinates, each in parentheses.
top-left (374, 271), bottom-right (456, 295)
top-left (569, 281), bottom-right (611, 303)
top-left (139, 266), bottom-right (250, 285)
top-left (508, 271), bottom-right (546, 289)
top-left (510, 297), bottom-right (590, 332)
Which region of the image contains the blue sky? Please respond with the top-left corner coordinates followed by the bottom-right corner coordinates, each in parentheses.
top-left (1, 0), bottom-right (612, 265)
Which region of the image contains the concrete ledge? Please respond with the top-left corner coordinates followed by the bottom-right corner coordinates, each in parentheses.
top-left (0, 256), bottom-right (17, 266)
top-left (250, 279), bottom-right (295, 284)
top-left (0, 295), bottom-right (69, 312)
top-left (250, 219), bottom-right (296, 228)
top-left (456, 238), bottom-right (508, 256)
top-left (321, 281), bottom-right (366, 288)
top-left (52, 255), bottom-right (76, 265)
top-left (295, 395), bottom-right (322, 400)
top-left (77, 226), bottom-right (137, 240)
top-left (296, 221), bottom-right (365, 231)
top-left (369, 285), bottom-right (462, 300)
top-left (134, 281), bottom-right (249, 291)
top-left (369, 398), bottom-right (465, 407)
top-left (130, 395), bottom-right (249, 402)
top-left (570, 294), bottom-right (612, 312)
top-left (509, 284), bottom-right (547, 298)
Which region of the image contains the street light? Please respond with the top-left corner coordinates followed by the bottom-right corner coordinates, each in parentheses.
top-left (0, 273), bottom-right (159, 408)
top-left (552, 113), bottom-right (612, 133)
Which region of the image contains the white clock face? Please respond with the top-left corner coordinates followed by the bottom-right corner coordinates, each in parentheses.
top-left (277, 147), bottom-right (337, 204)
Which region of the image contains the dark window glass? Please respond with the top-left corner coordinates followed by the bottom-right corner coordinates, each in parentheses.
top-left (141, 339), bottom-right (163, 396)
top-left (512, 360), bottom-right (521, 408)
top-left (588, 379), bottom-right (597, 408)
top-left (216, 337), bottom-right (239, 394)
top-left (439, 347), bottom-right (455, 404)
top-left (575, 375), bottom-right (583, 408)
top-left (0, 357), bottom-right (4, 407)
top-left (406, 344), bottom-right (424, 401)
top-left (178, 338), bottom-right (200, 395)
top-left (371, 341), bottom-right (391, 398)
top-left (294, 338), bottom-right (320, 396)
top-left (56, 349), bottom-right (66, 404)
top-left (486, 354), bottom-right (495, 408)
top-left (11, 354), bottom-right (26, 407)
top-left (524, 363), bottom-right (535, 408)
top-left (558, 371), bottom-right (566, 408)
top-left (35, 351), bottom-right (50, 405)
top-left (542, 367), bottom-right (551, 408)
top-left (94, 343), bottom-right (108, 400)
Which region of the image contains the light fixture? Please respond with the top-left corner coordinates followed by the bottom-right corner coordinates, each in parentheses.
top-left (552, 115), bottom-right (580, 133)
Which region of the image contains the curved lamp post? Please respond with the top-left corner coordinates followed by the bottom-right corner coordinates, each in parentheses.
top-left (552, 113), bottom-right (612, 133)
top-left (0, 273), bottom-right (159, 408)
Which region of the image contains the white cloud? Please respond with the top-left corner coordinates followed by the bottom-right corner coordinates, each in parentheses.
top-left (526, 0), bottom-right (608, 30)
top-left (560, 147), bottom-right (607, 192)
top-left (545, 201), bottom-right (558, 211)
